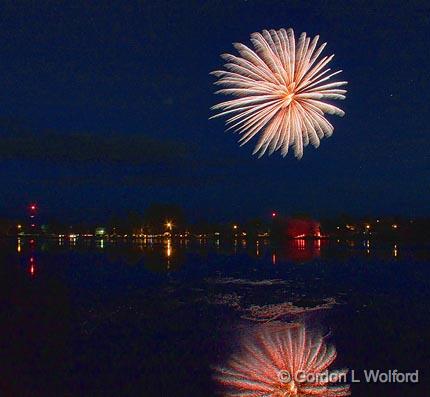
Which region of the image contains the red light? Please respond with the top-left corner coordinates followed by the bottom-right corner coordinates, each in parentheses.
top-left (29, 256), bottom-right (36, 276)
top-left (272, 212), bottom-right (277, 217)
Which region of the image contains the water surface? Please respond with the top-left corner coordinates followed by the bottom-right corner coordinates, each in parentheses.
top-left (1, 237), bottom-right (429, 396)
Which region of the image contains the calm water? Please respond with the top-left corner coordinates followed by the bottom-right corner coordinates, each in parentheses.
top-left (1, 237), bottom-right (429, 396)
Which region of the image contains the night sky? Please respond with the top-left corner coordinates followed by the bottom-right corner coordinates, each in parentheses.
top-left (0, 1), bottom-right (429, 222)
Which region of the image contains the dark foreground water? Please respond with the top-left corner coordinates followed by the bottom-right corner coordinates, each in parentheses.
top-left (1, 237), bottom-right (429, 396)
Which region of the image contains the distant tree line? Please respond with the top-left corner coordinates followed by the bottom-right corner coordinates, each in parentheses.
top-left (0, 205), bottom-right (429, 241)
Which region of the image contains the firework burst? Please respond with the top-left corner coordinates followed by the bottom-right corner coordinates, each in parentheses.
top-left (210, 28), bottom-right (347, 159)
top-left (214, 323), bottom-right (350, 396)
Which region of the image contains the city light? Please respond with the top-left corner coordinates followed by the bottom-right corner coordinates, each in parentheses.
top-left (95, 227), bottom-right (106, 236)
top-left (8, 202), bottom-right (426, 246)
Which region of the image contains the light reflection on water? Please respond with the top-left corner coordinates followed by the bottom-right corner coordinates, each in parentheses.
top-left (28, 256), bottom-right (36, 277)
top-left (14, 235), bottom-right (419, 275)
top-left (214, 322), bottom-right (350, 397)
top-left (4, 236), bottom-right (430, 397)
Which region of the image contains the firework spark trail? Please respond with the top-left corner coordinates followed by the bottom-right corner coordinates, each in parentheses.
top-left (214, 323), bottom-right (350, 396)
top-left (210, 28), bottom-right (347, 159)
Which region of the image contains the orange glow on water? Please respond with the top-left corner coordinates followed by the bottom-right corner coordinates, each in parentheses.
top-left (166, 240), bottom-right (172, 257)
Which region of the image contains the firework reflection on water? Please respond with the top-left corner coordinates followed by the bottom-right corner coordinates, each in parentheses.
top-left (214, 322), bottom-right (350, 396)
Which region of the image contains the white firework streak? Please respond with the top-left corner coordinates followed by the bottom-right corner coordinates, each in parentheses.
top-left (210, 28), bottom-right (347, 159)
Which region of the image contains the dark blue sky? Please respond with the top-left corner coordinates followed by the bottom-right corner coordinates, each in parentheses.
top-left (0, 1), bottom-right (429, 222)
